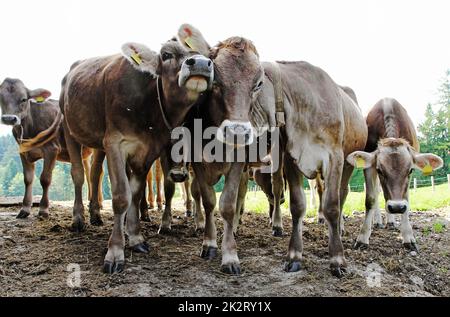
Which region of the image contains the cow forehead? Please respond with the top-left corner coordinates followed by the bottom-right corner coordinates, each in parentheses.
top-left (161, 41), bottom-right (189, 56)
top-left (0, 79), bottom-right (27, 98)
top-left (378, 145), bottom-right (412, 167)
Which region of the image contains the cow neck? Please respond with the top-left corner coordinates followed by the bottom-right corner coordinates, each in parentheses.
top-left (155, 76), bottom-right (208, 136)
top-left (156, 75), bottom-right (173, 132)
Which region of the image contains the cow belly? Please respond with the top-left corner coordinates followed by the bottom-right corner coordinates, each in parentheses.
top-left (65, 103), bottom-right (105, 149)
top-left (288, 138), bottom-right (327, 179)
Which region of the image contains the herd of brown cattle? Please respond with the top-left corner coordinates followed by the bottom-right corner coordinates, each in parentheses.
top-left (0, 24), bottom-right (443, 277)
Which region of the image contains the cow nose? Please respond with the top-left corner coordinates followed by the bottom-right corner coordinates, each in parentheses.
top-left (185, 58), bottom-right (196, 66)
top-left (1, 115), bottom-right (19, 126)
top-left (221, 121), bottom-right (254, 147)
top-left (387, 201), bottom-right (408, 214)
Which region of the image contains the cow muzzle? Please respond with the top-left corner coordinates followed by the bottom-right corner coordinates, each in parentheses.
top-left (386, 200), bottom-right (408, 214)
top-left (179, 55), bottom-right (214, 93)
top-left (168, 168), bottom-right (189, 183)
top-left (217, 120), bottom-right (254, 147)
top-left (1, 115), bottom-right (20, 126)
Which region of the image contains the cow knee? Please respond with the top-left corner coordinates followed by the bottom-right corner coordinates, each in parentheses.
top-left (40, 176), bottom-right (51, 189)
top-left (112, 193), bottom-right (131, 213)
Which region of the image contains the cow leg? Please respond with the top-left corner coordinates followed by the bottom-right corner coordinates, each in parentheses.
top-left (316, 177), bottom-right (325, 224)
top-left (191, 177), bottom-right (205, 232)
top-left (271, 160), bottom-right (284, 237)
top-left (284, 156), bottom-right (306, 272)
top-left (102, 142), bottom-right (130, 274)
top-left (184, 179), bottom-right (193, 218)
top-left (323, 152), bottom-right (347, 277)
top-left (268, 203), bottom-right (274, 226)
top-left (355, 167), bottom-right (379, 249)
top-left (338, 162), bottom-right (354, 236)
top-left (371, 176), bottom-right (384, 229)
top-left (64, 126), bottom-right (87, 232)
top-left (220, 163), bottom-right (244, 275)
top-left (82, 155), bottom-right (92, 203)
top-left (139, 183), bottom-right (151, 222)
top-left (158, 176), bottom-right (175, 234)
top-left (38, 150), bottom-right (57, 218)
top-left (155, 159), bottom-right (164, 210)
top-left (386, 212), bottom-right (396, 230)
top-left (17, 155), bottom-right (35, 219)
top-left (146, 167), bottom-right (155, 210)
top-left (308, 180), bottom-right (316, 209)
top-left (401, 190), bottom-right (417, 251)
top-left (89, 149), bottom-right (105, 226)
top-left (233, 170), bottom-right (248, 235)
top-left (126, 172), bottom-right (150, 253)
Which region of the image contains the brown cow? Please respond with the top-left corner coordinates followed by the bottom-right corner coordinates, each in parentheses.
top-left (0, 78), bottom-right (94, 219)
top-left (60, 40), bottom-right (214, 274)
top-left (178, 24), bottom-right (368, 276)
top-left (347, 98), bottom-right (443, 251)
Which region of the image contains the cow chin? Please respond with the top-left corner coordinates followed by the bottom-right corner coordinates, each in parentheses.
top-left (185, 76), bottom-right (208, 93)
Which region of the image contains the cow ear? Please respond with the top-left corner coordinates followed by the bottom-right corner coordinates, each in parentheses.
top-left (413, 153), bottom-right (444, 176)
top-left (122, 42), bottom-right (159, 76)
top-left (177, 24), bottom-right (211, 56)
top-left (346, 151), bottom-right (375, 169)
top-left (28, 88), bottom-right (51, 103)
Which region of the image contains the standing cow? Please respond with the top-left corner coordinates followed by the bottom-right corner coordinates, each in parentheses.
top-left (0, 78), bottom-right (93, 219)
top-left (177, 24), bottom-right (367, 276)
top-left (347, 98), bottom-right (443, 251)
top-left (60, 39), bottom-right (214, 274)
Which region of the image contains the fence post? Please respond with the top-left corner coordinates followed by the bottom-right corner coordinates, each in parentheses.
top-left (448, 174), bottom-right (450, 190)
top-left (414, 178), bottom-right (417, 191)
top-left (431, 176), bottom-right (435, 192)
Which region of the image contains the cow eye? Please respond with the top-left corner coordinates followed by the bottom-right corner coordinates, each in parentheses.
top-left (161, 52), bottom-right (173, 61)
top-left (21, 98), bottom-right (28, 103)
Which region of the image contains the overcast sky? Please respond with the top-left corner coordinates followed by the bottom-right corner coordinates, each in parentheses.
top-left (0, 0), bottom-right (449, 136)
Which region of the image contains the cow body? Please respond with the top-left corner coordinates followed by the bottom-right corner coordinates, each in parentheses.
top-left (60, 41), bottom-right (213, 273)
top-left (347, 98), bottom-right (443, 250)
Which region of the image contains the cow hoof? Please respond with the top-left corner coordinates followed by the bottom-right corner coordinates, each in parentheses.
top-left (373, 223), bottom-right (385, 229)
top-left (185, 210), bottom-right (192, 218)
top-left (103, 260), bottom-right (125, 274)
top-left (38, 210), bottom-right (49, 219)
top-left (16, 210), bottom-right (30, 219)
top-left (90, 215), bottom-right (104, 226)
top-left (403, 242), bottom-right (419, 252)
top-left (272, 227), bottom-right (283, 237)
top-left (158, 226), bottom-right (171, 235)
top-left (221, 263), bottom-right (241, 275)
top-left (387, 223), bottom-right (396, 230)
top-left (354, 241), bottom-right (369, 250)
top-left (70, 219), bottom-right (86, 233)
top-left (284, 261), bottom-right (302, 272)
top-left (131, 242), bottom-right (150, 254)
top-left (157, 204), bottom-right (164, 211)
top-left (200, 246), bottom-right (217, 260)
top-left (330, 266), bottom-right (347, 278)
top-left (140, 215), bottom-right (151, 223)
top-left (318, 218), bottom-right (325, 225)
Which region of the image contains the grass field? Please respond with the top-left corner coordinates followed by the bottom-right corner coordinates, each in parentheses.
top-left (242, 183), bottom-right (450, 218)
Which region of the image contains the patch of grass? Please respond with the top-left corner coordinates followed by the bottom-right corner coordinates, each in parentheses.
top-left (236, 183), bottom-right (449, 219)
top-left (433, 222), bottom-right (446, 234)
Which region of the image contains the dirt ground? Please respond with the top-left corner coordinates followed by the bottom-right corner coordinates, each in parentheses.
top-left (0, 200), bottom-right (449, 297)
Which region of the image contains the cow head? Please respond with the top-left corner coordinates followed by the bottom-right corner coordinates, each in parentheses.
top-left (178, 24), bottom-right (263, 147)
top-left (0, 78), bottom-right (51, 126)
top-left (347, 138), bottom-right (443, 214)
top-left (121, 40), bottom-right (214, 107)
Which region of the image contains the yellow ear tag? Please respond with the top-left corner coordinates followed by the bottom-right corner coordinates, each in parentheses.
top-left (185, 37), bottom-right (194, 49)
top-left (35, 96), bottom-right (45, 103)
top-left (422, 164), bottom-right (433, 176)
top-left (131, 52), bottom-right (142, 66)
top-left (356, 157), bottom-right (366, 169)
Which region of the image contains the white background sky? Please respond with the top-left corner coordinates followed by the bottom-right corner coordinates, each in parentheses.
top-left (0, 0), bottom-right (449, 136)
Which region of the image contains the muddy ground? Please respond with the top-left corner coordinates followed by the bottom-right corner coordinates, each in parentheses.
top-left (0, 200), bottom-right (449, 297)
